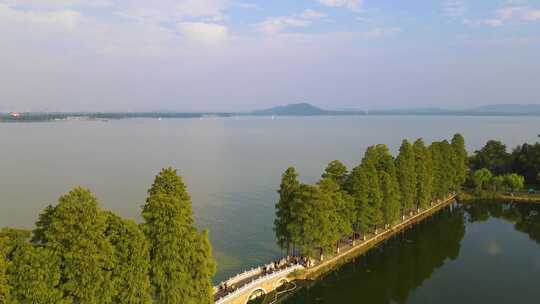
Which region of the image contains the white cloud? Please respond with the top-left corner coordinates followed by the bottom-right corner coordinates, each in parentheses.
top-left (300, 9), bottom-right (325, 19)
top-left (255, 9), bottom-right (325, 35)
top-left (523, 9), bottom-right (540, 20)
top-left (360, 27), bottom-right (401, 39)
top-left (0, 3), bottom-right (81, 32)
top-left (256, 17), bottom-right (310, 35)
top-left (464, 6), bottom-right (540, 27)
top-left (177, 22), bottom-right (228, 45)
top-left (1, 0), bottom-right (113, 9)
top-left (318, 0), bottom-right (362, 11)
top-left (442, 1), bottom-right (466, 17)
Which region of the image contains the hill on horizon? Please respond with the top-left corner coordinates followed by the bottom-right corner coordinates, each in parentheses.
top-left (248, 103), bottom-right (365, 116)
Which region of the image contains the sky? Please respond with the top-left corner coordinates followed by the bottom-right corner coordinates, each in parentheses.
top-left (1, 0), bottom-right (539, 112)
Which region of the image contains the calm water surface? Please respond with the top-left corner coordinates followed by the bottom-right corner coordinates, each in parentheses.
top-left (1, 116), bottom-right (539, 282)
top-left (283, 201), bottom-right (540, 304)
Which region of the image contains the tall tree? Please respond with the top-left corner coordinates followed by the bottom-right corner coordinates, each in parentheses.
top-left (365, 145), bottom-right (397, 177)
top-left (380, 171), bottom-right (401, 226)
top-left (142, 168), bottom-right (215, 304)
top-left (396, 140), bottom-right (417, 214)
top-left (0, 233), bottom-right (12, 304)
top-left (319, 178), bottom-right (354, 244)
top-left (430, 142), bottom-right (446, 199)
top-left (104, 212), bottom-right (152, 304)
top-left (274, 167), bottom-right (300, 255)
top-left (321, 160), bottom-right (349, 189)
top-left (470, 140), bottom-right (510, 175)
top-left (441, 140), bottom-right (458, 193)
top-left (365, 145), bottom-right (400, 225)
top-left (345, 166), bottom-right (371, 238)
top-left (38, 188), bottom-right (115, 304)
top-left (413, 139), bottom-right (432, 209)
top-left (361, 159), bottom-right (383, 230)
top-left (7, 243), bottom-right (66, 304)
top-left (451, 133), bottom-right (468, 189)
top-left (289, 184), bottom-right (340, 259)
top-left (510, 143), bottom-right (540, 184)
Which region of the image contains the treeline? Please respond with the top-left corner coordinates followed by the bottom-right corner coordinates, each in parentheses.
top-left (0, 168), bottom-right (215, 304)
top-left (0, 112), bottom-right (233, 122)
top-left (469, 140), bottom-right (540, 185)
top-left (274, 134), bottom-right (468, 259)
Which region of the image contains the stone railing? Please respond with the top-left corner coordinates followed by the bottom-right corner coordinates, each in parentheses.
top-left (215, 266), bottom-right (263, 292)
top-left (215, 264), bottom-right (304, 304)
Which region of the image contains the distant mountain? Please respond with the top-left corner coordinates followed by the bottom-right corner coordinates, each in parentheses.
top-left (468, 104), bottom-right (540, 114)
top-left (248, 103), bottom-right (365, 116)
top-left (368, 104), bottom-right (540, 116)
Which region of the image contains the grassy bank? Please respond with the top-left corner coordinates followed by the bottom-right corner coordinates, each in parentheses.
top-left (458, 191), bottom-right (540, 203)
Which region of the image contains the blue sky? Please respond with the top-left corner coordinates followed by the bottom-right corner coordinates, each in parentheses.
top-left (1, 0), bottom-right (539, 112)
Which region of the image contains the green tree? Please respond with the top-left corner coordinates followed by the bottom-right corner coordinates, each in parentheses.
top-left (470, 140), bottom-right (510, 175)
top-left (472, 168), bottom-right (493, 192)
top-left (321, 160), bottom-right (348, 189)
top-left (510, 143), bottom-right (540, 184)
top-left (504, 173), bottom-right (525, 192)
top-left (451, 133), bottom-right (468, 189)
top-left (0, 233), bottom-right (12, 304)
top-left (413, 139), bottom-right (433, 209)
top-left (289, 184), bottom-right (340, 259)
top-left (365, 145), bottom-right (397, 176)
top-left (396, 140), bottom-right (417, 214)
top-left (142, 168), bottom-right (215, 304)
top-left (274, 167), bottom-right (300, 255)
top-left (104, 212), bottom-right (152, 304)
top-left (441, 140), bottom-right (458, 192)
top-left (7, 244), bottom-right (66, 304)
top-left (37, 188), bottom-right (115, 304)
top-left (32, 204), bottom-right (55, 244)
top-left (380, 171), bottom-right (401, 226)
top-left (345, 166), bottom-right (371, 238)
top-left (361, 160), bottom-right (383, 230)
top-left (492, 175), bottom-right (506, 193)
top-left (319, 178), bottom-right (354, 244)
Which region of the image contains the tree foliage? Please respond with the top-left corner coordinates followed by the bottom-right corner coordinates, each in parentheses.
top-left (7, 244), bottom-right (66, 304)
top-left (396, 140), bottom-right (417, 213)
top-left (413, 139), bottom-right (432, 209)
top-left (321, 160), bottom-right (348, 189)
top-left (277, 135), bottom-right (467, 259)
top-left (104, 212), bottom-right (152, 304)
top-left (274, 167), bottom-right (300, 254)
top-left (451, 133), bottom-right (468, 190)
top-left (472, 168), bottom-right (493, 192)
top-left (2, 168), bottom-right (215, 304)
top-left (40, 187), bottom-right (115, 304)
top-left (142, 168), bottom-right (215, 304)
top-left (470, 140), bottom-right (510, 175)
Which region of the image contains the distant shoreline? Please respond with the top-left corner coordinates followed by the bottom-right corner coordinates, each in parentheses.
top-left (3, 112), bottom-right (540, 123)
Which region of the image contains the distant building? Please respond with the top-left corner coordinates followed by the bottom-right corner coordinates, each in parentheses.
top-left (9, 112), bottom-right (21, 117)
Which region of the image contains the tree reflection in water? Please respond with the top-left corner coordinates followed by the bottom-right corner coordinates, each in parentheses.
top-left (285, 201), bottom-right (540, 304)
top-left (284, 204), bottom-right (466, 304)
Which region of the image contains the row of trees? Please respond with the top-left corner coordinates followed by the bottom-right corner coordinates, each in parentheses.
top-left (469, 140), bottom-right (540, 184)
top-left (0, 168), bottom-right (215, 304)
top-left (472, 169), bottom-right (525, 193)
top-left (274, 134), bottom-right (468, 259)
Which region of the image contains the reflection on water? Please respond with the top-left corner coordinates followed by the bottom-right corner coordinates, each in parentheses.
top-left (284, 201), bottom-right (540, 304)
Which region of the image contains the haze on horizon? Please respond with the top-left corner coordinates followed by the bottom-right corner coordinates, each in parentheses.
top-left (1, 0), bottom-right (539, 113)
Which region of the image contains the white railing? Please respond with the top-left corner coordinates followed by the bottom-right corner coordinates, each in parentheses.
top-left (215, 264), bottom-right (304, 304)
top-left (216, 266), bottom-right (263, 290)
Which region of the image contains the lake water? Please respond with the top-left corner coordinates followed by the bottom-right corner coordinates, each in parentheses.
top-left (283, 201), bottom-right (540, 304)
top-left (1, 116), bottom-right (539, 282)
